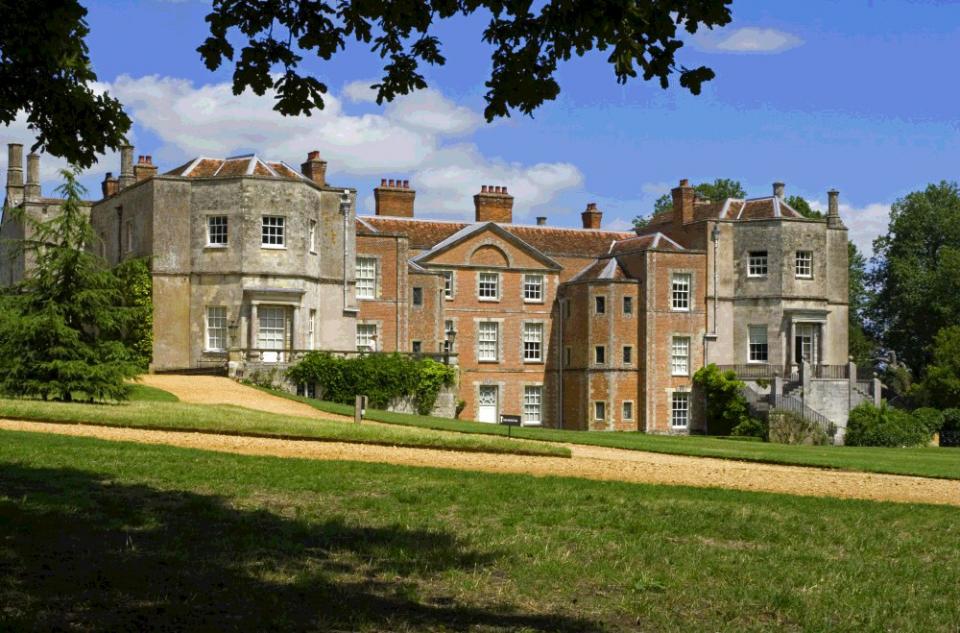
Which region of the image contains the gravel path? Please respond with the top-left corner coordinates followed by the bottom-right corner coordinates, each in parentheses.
top-left (3, 417), bottom-right (959, 507)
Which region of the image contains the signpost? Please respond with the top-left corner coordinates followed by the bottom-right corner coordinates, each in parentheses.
top-left (499, 414), bottom-right (521, 438)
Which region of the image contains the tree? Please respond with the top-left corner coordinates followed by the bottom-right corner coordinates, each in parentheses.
top-left (847, 241), bottom-right (876, 366)
top-left (632, 194), bottom-right (672, 230)
top-left (915, 326), bottom-right (960, 409)
top-left (113, 257), bottom-right (154, 372)
top-left (869, 181), bottom-right (960, 374)
top-left (692, 363), bottom-right (749, 435)
top-left (0, 169), bottom-right (139, 401)
top-left (786, 194), bottom-right (823, 219)
top-left (694, 178), bottom-right (745, 202)
top-left (199, 1), bottom-right (733, 121)
top-left (0, 0), bottom-right (130, 168)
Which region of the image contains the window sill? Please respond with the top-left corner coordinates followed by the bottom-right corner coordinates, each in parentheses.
top-left (261, 245), bottom-right (287, 250)
top-left (523, 359), bottom-right (544, 365)
top-left (205, 244), bottom-right (228, 249)
top-left (523, 299), bottom-right (544, 304)
top-left (746, 275), bottom-right (768, 279)
top-left (671, 372), bottom-right (689, 377)
top-left (795, 275), bottom-right (813, 280)
top-left (478, 297), bottom-right (500, 302)
top-left (310, 250), bottom-right (318, 255)
top-left (670, 308), bottom-right (691, 313)
top-left (478, 359), bottom-right (500, 364)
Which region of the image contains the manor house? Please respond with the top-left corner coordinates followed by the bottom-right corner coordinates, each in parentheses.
top-left (2, 142), bottom-right (869, 434)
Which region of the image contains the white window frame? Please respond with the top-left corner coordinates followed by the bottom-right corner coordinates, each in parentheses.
top-left (308, 309), bottom-right (316, 350)
top-left (523, 274), bottom-right (544, 303)
top-left (523, 322), bottom-right (544, 362)
top-left (477, 321), bottom-right (499, 362)
top-left (671, 273), bottom-right (691, 311)
top-left (523, 385), bottom-right (543, 425)
top-left (356, 323), bottom-right (377, 352)
top-left (356, 257), bottom-right (377, 300)
top-left (748, 325), bottom-right (768, 363)
top-left (671, 392), bottom-right (690, 429)
top-left (748, 251), bottom-right (768, 277)
top-left (205, 306), bottom-right (227, 352)
top-left (442, 270), bottom-right (454, 299)
top-left (594, 401), bottom-right (606, 421)
top-left (671, 336), bottom-right (690, 376)
top-left (478, 271), bottom-right (500, 301)
top-left (257, 306), bottom-right (286, 351)
top-left (309, 219), bottom-right (318, 253)
top-left (261, 215), bottom-right (285, 248)
top-left (622, 400), bottom-right (634, 421)
top-left (795, 250), bottom-right (812, 278)
top-left (207, 215), bottom-right (228, 247)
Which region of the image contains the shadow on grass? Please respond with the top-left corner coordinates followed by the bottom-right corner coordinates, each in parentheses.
top-left (0, 464), bottom-right (599, 632)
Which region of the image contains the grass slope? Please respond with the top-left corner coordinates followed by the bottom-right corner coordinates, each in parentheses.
top-left (128, 383), bottom-right (180, 402)
top-left (0, 398), bottom-right (568, 458)
top-left (273, 390), bottom-right (960, 480)
top-left (2, 430), bottom-right (959, 632)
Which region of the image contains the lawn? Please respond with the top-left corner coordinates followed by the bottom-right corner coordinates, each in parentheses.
top-left (128, 383), bottom-right (180, 402)
top-left (2, 430), bottom-right (959, 632)
top-left (272, 390), bottom-right (960, 480)
top-left (0, 398), bottom-right (568, 458)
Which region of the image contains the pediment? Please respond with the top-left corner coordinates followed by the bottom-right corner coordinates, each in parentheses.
top-left (410, 222), bottom-right (562, 271)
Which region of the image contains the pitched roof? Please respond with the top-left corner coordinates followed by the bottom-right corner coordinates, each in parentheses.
top-left (164, 154), bottom-right (308, 181)
top-left (642, 196), bottom-right (807, 230)
top-left (569, 257), bottom-right (630, 282)
top-left (409, 222), bottom-right (563, 270)
top-left (358, 215), bottom-right (633, 257)
top-left (608, 232), bottom-right (684, 255)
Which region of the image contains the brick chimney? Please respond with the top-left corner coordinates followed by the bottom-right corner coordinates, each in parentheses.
top-left (301, 150), bottom-right (327, 186)
top-left (374, 178), bottom-right (415, 217)
top-left (119, 145), bottom-right (135, 189)
top-left (671, 178), bottom-right (695, 230)
top-left (5, 143), bottom-right (24, 206)
top-left (134, 155), bottom-right (157, 182)
top-left (24, 152), bottom-right (40, 200)
top-left (773, 181), bottom-right (785, 199)
top-left (536, 216), bottom-right (547, 226)
top-left (474, 185), bottom-right (513, 223)
top-left (101, 172), bottom-right (119, 198)
top-left (581, 202), bottom-right (602, 229)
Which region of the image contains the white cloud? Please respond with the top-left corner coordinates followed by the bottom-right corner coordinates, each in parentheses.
top-left (695, 27), bottom-right (803, 54)
top-left (809, 199), bottom-right (892, 256)
top-left (101, 74), bottom-right (579, 219)
top-left (342, 80), bottom-right (378, 104)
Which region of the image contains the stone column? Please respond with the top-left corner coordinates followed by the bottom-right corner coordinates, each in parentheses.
top-left (250, 303), bottom-right (259, 355)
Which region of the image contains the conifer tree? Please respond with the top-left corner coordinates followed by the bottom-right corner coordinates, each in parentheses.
top-left (0, 168), bottom-right (139, 401)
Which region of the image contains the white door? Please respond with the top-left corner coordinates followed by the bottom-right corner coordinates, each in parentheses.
top-left (258, 306), bottom-right (285, 363)
top-left (478, 385), bottom-right (498, 423)
top-left (794, 323), bottom-right (817, 365)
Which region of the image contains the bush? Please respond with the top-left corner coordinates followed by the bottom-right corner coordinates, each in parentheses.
top-left (693, 364), bottom-right (749, 436)
top-left (912, 407), bottom-right (945, 435)
top-left (287, 352), bottom-right (457, 416)
top-left (768, 411), bottom-right (832, 445)
top-left (942, 408), bottom-right (960, 432)
top-left (731, 417), bottom-right (768, 440)
top-left (845, 402), bottom-right (933, 447)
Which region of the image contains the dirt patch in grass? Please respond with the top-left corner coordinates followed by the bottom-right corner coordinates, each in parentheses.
top-left (2, 418), bottom-right (959, 507)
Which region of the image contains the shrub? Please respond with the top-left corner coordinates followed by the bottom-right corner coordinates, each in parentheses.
top-left (845, 402), bottom-right (932, 447)
top-left (768, 411), bottom-right (831, 445)
top-left (287, 352), bottom-right (457, 415)
top-left (912, 407), bottom-right (945, 435)
top-left (731, 417), bottom-right (768, 440)
top-left (942, 408), bottom-right (960, 432)
top-left (693, 364), bottom-right (749, 435)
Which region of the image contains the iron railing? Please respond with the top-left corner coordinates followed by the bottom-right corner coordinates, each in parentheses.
top-left (770, 393), bottom-right (834, 434)
top-left (810, 365), bottom-right (850, 379)
top-left (716, 364), bottom-right (800, 381)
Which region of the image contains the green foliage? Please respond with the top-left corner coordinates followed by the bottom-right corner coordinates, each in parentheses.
top-left (915, 325), bottom-right (960, 409)
top-left (942, 408), bottom-right (960, 432)
top-left (693, 363), bottom-right (748, 435)
top-left (845, 402), bottom-right (934, 448)
top-left (199, 1), bottom-right (732, 122)
top-left (731, 417), bottom-right (768, 440)
top-left (0, 1), bottom-right (130, 167)
top-left (768, 411), bottom-right (831, 446)
top-left (0, 169), bottom-right (139, 402)
top-left (113, 258), bottom-right (153, 371)
top-left (633, 194), bottom-right (673, 229)
top-left (869, 181), bottom-right (960, 374)
top-left (785, 195), bottom-right (824, 219)
top-left (694, 178), bottom-right (746, 202)
top-left (288, 352), bottom-right (456, 416)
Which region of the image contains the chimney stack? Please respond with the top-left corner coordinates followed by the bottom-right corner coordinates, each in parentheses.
top-left (134, 155), bottom-right (157, 182)
top-left (24, 152), bottom-right (40, 200)
top-left (671, 178), bottom-right (695, 230)
top-left (773, 181), bottom-right (785, 200)
top-left (101, 172), bottom-right (119, 198)
top-left (301, 150), bottom-right (327, 186)
top-left (581, 202), bottom-right (602, 229)
top-left (827, 189), bottom-right (844, 228)
top-left (119, 145), bottom-right (135, 189)
top-left (473, 185), bottom-right (513, 223)
top-left (5, 143), bottom-right (24, 207)
top-left (374, 178), bottom-right (415, 217)
top-left (536, 216), bottom-right (547, 226)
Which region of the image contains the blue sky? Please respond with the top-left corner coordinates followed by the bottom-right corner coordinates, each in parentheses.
top-left (4, 0), bottom-right (960, 254)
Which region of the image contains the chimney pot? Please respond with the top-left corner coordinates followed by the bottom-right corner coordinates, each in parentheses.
top-left (5, 143), bottom-right (25, 206)
top-left (474, 184), bottom-right (514, 223)
top-left (119, 145), bottom-right (135, 189)
top-left (307, 150), bottom-right (320, 160)
top-left (402, 179), bottom-right (409, 188)
top-left (679, 178), bottom-right (689, 187)
top-left (773, 181), bottom-right (785, 199)
top-left (375, 178), bottom-right (416, 217)
top-left (581, 202), bottom-right (602, 229)
top-left (133, 152), bottom-right (158, 183)
top-left (380, 178), bottom-right (387, 187)
top-left (24, 152), bottom-right (40, 200)
top-left (300, 152), bottom-right (327, 186)
top-left (146, 155), bottom-right (152, 165)
top-left (536, 216), bottom-right (547, 226)
top-left (502, 186), bottom-right (508, 194)
top-left (826, 189), bottom-right (844, 228)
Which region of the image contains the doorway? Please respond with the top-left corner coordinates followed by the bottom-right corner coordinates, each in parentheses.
top-left (258, 306), bottom-right (286, 363)
top-left (477, 385), bottom-right (498, 423)
top-left (794, 323), bottom-right (818, 365)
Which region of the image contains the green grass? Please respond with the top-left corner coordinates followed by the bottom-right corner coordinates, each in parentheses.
top-left (272, 390), bottom-right (960, 480)
top-left (0, 398), bottom-right (568, 458)
top-left (2, 430), bottom-right (959, 632)
top-left (127, 383), bottom-right (180, 402)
